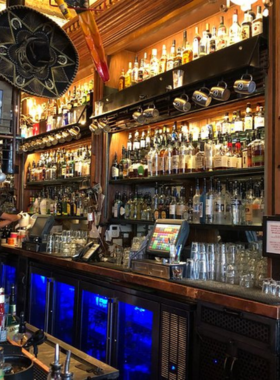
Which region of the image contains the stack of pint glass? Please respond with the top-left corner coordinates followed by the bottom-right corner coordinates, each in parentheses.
top-left (186, 241), bottom-right (267, 288)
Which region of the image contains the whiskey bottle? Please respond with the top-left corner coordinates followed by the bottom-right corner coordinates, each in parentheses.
top-left (111, 153), bottom-right (119, 180)
top-left (217, 16), bottom-right (228, 50)
top-left (174, 47), bottom-right (182, 67)
top-left (131, 56), bottom-right (139, 84)
top-left (166, 40), bottom-right (176, 71)
top-left (176, 188), bottom-right (187, 219)
top-left (209, 27), bottom-right (217, 53)
top-left (138, 59), bottom-right (145, 82)
top-left (182, 30), bottom-right (193, 64)
top-left (244, 102), bottom-right (253, 130)
top-left (254, 105), bottom-right (265, 129)
top-left (252, 6), bottom-right (263, 36)
top-left (125, 62), bottom-right (133, 88)
top-left (118, 69), bottom-right (125, 91)
top-left (193, 27), bottom-right (201, 60)
top-left (150, 49), bottom-right (159, 77)
top-left (159, 45), bottom-right (167, 74)
top-left (241, 12), bottom-right (252, 40)
top-left (199, 23), bottom-right (211, 57)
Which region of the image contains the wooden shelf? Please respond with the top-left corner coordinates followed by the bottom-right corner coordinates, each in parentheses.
top-left (109, 167), bottom-right (265, 185)
top-left (93, 35), bottom-right (267, 133)
top-left (108, 218), bottom-right (262, 231)
top-left (25, 176), bottom-right (90, 188)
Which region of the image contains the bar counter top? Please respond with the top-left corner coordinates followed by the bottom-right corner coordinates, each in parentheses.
top-left (2, 245), bottom-right (280, 319)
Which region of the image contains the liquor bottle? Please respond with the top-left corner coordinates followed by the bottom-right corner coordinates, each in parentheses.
top-left (242, 133), bottom-right (251, 168)
top-left (193, 179), bottom-right (201, 224)
top-left (47, 344), bottom-right (62, 380)
top-left (147, 143), bottom-right (155, 177)
top-left (171, 140), bottom-right (179, 174)
top-left (222, 112), bottom-right (231, 135)
top-left (72, 86), bottom-right (78, 108)
top-left (214, 180), bottom-right (225, 225)
top-left (174, 47), bottom-right (182, 68)
top-left (164, 138), bottom-right (173, 175)
top-left (186, 187), bottom-right (194, 223)
top-left (152, 185), bottom-right (160, 220)
top-left (244, 180), bottom-right (254, 225)
top-left (118, 69), bottom-right (125, 91)
top-left (175, 188), bottom-right (187, 219)
top-left (213, 135), bottom-right (228, 170)
top-left (182, 30), bottom-right (193, 64)
top-left (112, 192), bottom-right (122, 218)
top-left (152, 144), bottom-right (159, 177)
top-left (127, 132), bottom-right (133, 152)
top-left (26, 162), bottom-right (31, 183)
top-left (205, 130), bottom-right (214, 171)
top-left (252, 6), bottom-right (263, 36)
top-left (231, 181), bottom-right (242, 225)
top-left (125, 62), bottom-right (132, 88)
top-left (200, 178), bottom-right (207, 224)
top-left (234, 110), bottom-right (244, 133)
top-left (159, 45), bottom-right (167, 74)
top-left (225, 136), bottom-right (236, 169)
top-left (169, 188), bottom-right (177, 220)
top-left (138, 59), bottom-right (145, 82)
top-left (217, 16), bottom-right (228, 50)
top-left (251, 129), bottom-right (265, 167)
top-left (166, 40), bottom-right (176, 71)
top-left (193, 26), bottom-right (201, 60)
top-left (7, 284), bottom-right (19, 339)
top-left (131, 57), bottom-right (139, 84)
top-left (241, 12), bottom-right (252, 40)
top-left (158, 187), bottom-right (165, 218)
top-left (133, 130), bottom-right (140, 151)
top-left (150, 49), bottom-right (159, 77)
top-left (143, 52), bottom-right (150, 80)
top-left (124, 192), bottom-right (133, 219)
top-left (224, 180), bottom-right (233, 225)
top-left (254, 105), bottom-right (265, 129)
top-left (200, 23), bottom-right (211, 57)
top-left (194, 135), bottom-right (205, 172)
top-left (111, 153), bottom-right (119, 180)
top-left (244, 102), bottom-right (253, 130)
top-left (234, 139), bottom-right (242, 168)
top-left (179, 135), bottom-right (188, 174)
top-left (205, 178), bottom-right (214, 224)
top-left (252, 184), bottom-right (264, 225)
top-left (186, 134), bottom-right (196, 173)
top-left (209, 27), bottom-right (217, 53)
top-left (158, 141), bottom-right (166, 176)
top-left (229, 10), bottom-right (241, 45)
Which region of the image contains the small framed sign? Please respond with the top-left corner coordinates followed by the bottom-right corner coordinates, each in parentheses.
top-left (263, 216), bottom-right (280, 258)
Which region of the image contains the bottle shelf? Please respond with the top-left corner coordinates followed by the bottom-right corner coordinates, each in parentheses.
top-left (27, 213), bottom-right (87, 220)
top-left (109, 167), bottom-right (264, 185)
top-left (25, 176), bottom-right (90, 188)
top-left (94, 35), bottom-right (267, 132)
top-left (108, 218), bottom-right (262, 231)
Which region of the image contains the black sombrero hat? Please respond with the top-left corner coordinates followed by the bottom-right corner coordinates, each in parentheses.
top-left (0, 5), bottom-right (79, 98)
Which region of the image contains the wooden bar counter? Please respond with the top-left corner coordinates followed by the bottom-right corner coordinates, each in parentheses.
top-left (2, 245), bottom-right (280, 320)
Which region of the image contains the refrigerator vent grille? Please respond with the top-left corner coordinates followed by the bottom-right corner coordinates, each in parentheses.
top-left (201, 305), bottom-right (270, 344)
top-left (197, 335), bottom-right (275, 380)
top-left (161, 310), bottom-right (188, 379)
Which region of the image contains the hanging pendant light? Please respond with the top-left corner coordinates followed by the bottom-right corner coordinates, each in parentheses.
top-left (230, 0), bottom-right (258, 11)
